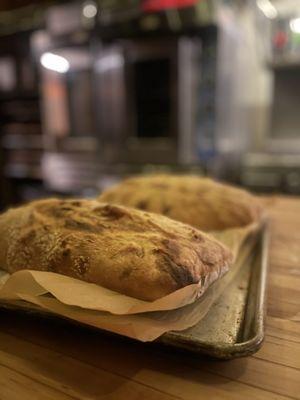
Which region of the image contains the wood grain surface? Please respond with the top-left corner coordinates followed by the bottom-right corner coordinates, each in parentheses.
top-left (0, 196), bottom-right (299, 400)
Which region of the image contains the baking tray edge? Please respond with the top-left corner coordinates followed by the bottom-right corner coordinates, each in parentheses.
top-left (158, 226), bottom-right (269, 359)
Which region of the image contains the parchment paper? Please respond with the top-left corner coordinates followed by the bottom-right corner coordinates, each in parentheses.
top-left (0, 221), bottom-right (260, 341)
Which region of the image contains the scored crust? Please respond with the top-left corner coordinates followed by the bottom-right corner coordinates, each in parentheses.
top-left (0, 199), bottom-right (232, 301)
top-left (98, 175), bottom-right (263, 231)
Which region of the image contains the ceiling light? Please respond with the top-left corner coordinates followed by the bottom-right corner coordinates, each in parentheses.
top-left (290, 17), bottom-right (300, 34)
top-left (40, 52), bottom-right (70, 73)
top-left (257, 0), bottom-right (278, 19)
top-left (83, 1), bottom-right (97, 18)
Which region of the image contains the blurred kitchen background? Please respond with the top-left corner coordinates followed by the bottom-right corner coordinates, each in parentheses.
top-left (1, 0), bottom-right (300, 210)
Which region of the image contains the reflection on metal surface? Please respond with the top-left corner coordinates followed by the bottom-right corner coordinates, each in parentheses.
top-left (95, 53), bottom-right (124, 73)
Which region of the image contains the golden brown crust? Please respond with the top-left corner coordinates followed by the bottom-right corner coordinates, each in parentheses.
top-left (0, 199), bottom-right (232, 301)
top-left (98, 175), bottom-right (263, 231)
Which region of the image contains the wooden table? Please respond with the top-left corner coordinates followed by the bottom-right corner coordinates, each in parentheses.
top-left (0, 197), bottom-right (299, 400)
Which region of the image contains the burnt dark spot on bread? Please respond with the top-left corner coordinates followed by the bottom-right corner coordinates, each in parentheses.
top-left (136, 200), bottom-right (148, 210)
top-left (161, 239), bottom-right (180, 259)
top-left (61, 239), bottom-right (68, 248)
top-left (47, 258), bottom-right (57, 272)
top-left (64, 218), bottom-right (103, 233)
top-left (200, 275), bottom-right (206, 287)
top-left (70, 201), bottom-right (82, 207)
top-left (159, 254), bottom-right (197, 288)
top-left (19, 229), bottom-right (36, 245)
top-left (62, 248), bottom-right (71, 257)
top-left (120, 267), bottom-right (133, 279)
top-left (48, 207), bottom-right (68, 218)
top-left (42, 224), bottom-right (51, 232)
top-left (162, 205), bottom-right (171, 214)
top-left (153, 241), bottom-right (197, 288)
top-left (96, 205), bottom-right (127, 220)
top-left (60, 206), bottom-right (74, 212)
top-left (191, 230), bottom-right (204, 241)
top-left (40, 200), bottom-right (83, 217)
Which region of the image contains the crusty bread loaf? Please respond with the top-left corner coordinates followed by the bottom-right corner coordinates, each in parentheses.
top-left (98, 175), bottom-right (263, 231)
top-left (0, 199), bottom-right (232, 301)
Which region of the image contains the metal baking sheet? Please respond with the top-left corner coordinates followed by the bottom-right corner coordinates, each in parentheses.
top-left (0, 227), bottom-right (268, 360)
top-left (159, 227), bottom-right (269, 359)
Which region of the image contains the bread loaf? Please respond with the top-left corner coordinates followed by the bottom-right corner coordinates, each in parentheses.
top-left (99, 175), bottom-right (263, 231)
top-left (0, 199), bottom-right (232, 301)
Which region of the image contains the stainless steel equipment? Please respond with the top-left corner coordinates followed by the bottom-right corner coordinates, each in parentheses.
top-left (95, 36), bottom-right (203, 165)
top-left (31, 2), bottom-right (101, 194)
top-left (240, 1), bottom-right (300, 193)
top-left (31, 1), bottom-right (222, 193)
top-left (31, 0), bottom-right (258, 193)
top-left (265, 3), bottom-right (300, 154)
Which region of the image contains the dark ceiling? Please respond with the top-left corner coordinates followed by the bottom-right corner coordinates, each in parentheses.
top-left (0, 0), bottom-right (62, 12)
